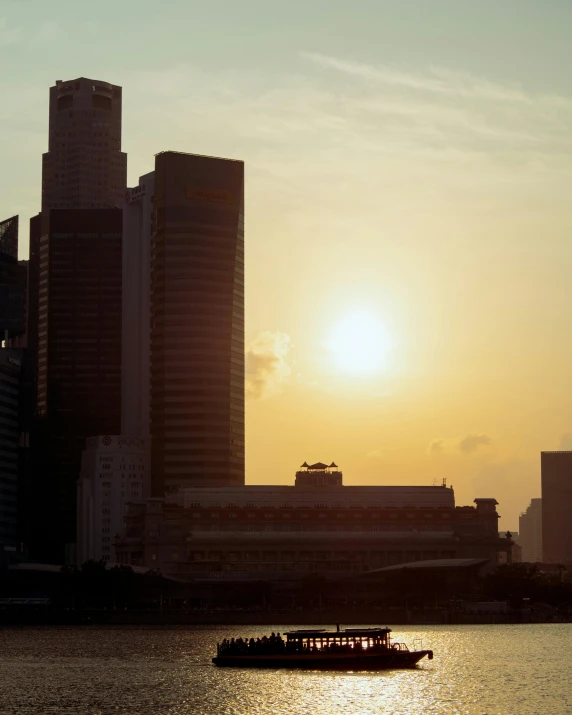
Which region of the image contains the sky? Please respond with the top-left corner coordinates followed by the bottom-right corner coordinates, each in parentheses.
top-left (2, 0), bottom-right (572, 528)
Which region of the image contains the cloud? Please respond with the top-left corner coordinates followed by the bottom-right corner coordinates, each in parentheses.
top-left (302, 51), bottom-right (531, 103)
top-left (246, 331), bottom-right (291, 399)
top-left (559, 433), bottom-right (572, 450)
top-left (458, 433), bottom-right (492, 454)
top-left (428, 434), bottom-right (492, 456)
top-left (428, 440), bottom-right (444, 455)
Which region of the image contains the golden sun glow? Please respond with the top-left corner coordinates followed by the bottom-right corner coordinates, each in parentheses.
top-left (328, 311), bottom-right (391, 374)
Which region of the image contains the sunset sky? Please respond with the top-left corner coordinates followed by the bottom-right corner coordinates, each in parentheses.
top-left (3, 0), bottom-right (572, 528)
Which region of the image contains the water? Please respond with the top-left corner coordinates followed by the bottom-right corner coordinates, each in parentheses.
top-left (0, 624), bottom-right (570, 714)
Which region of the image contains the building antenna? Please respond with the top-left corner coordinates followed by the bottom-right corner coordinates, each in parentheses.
top-left (442, 477), bottom-right (447, 488)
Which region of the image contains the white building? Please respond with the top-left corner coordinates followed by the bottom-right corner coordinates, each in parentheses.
top-left (77, 435), bottom-right (150, 564)
top-left (122, 173), bottom-right (154, 437)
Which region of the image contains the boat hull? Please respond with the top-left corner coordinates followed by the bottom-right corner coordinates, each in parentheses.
top-left (212, 650), bottom-right (432, 669)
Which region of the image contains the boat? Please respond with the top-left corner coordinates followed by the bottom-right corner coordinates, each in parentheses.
top-left (213, 626), bottom-right (433, 669)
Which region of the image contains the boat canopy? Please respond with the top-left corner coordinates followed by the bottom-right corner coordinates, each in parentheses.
top-left (284, 627), bottom-right (391, 641)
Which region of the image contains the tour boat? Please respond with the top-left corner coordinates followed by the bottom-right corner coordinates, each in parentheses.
top-left (213, 626), bottom-right (433, 669)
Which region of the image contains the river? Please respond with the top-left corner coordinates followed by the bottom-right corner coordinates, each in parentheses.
top-left (0, 623), bottom-right (569, 714)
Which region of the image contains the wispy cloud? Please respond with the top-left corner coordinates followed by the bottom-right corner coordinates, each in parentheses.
top-left (459, 434), bottom-right (492, 454)
top-left (246, 331), bottom-right (292, 400)
top-left (429, 434), bottom-right (493, 456)
top-left (302, 51), bottom-right (531, 103)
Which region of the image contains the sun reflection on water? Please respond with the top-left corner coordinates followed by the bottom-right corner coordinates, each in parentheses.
top-left (1, 625), bottom-right (571, 715)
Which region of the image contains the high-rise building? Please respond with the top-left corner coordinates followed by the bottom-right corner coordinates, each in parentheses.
top-left (518, 499), bottom-right (542, 562)
top-left (150, 151), bottom-right (245, 494)
top-left (122, 174), bottom-right (155, 438)
top-left (30, 209), bottom-right (122, 562)
top-left (42, 78), bottom-right (126, 211)
top-left (541, 452), bottom-right (572, 564)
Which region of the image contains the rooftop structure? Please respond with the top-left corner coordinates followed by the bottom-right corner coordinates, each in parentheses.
top-left (42, 77), bottom-right (126, 210)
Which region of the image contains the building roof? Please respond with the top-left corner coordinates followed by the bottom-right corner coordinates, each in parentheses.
top-left (363, 558), bottom-right (489, 575)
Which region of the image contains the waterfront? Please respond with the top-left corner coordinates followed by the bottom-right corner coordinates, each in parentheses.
top-left (0, 624), bottom-right (570, 714)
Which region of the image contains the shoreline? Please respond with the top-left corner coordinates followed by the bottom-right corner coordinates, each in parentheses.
top-left (2, 609), bottom-right (570, 627)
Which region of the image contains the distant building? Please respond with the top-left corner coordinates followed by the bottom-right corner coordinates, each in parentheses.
top-left (115, 463), bottom-right (511, 580)
top-left (150, 151), bottom-right (245, 494)
top-left (542, 451), bottom-right (572, 564)
top-left (519, 499), bottom-right (543, 562)
top-left (0, 216), bottom-right (26, 339)
top-left (498, 530), bottom-right (522, 563)
top-left (42, 77), bottom-right (126, 211)
top-left (121, 174), bottom-right (155, 438)
top-left (0, 349), bottom-right (22, 565)
top-left (77, 436), bottom-right (150, 564)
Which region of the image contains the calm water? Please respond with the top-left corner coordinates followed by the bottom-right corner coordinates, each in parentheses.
top-left (0, 624), bottom-right (570, 714)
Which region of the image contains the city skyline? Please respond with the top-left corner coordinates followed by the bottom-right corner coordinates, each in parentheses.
top-left (4, 1), bottom-right (572, 529)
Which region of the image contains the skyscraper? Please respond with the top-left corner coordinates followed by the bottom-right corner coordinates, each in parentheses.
top-left (42, 78), bottom-right (126, 211)
top-left (24, 77), bottom-right (127, 562)
top-left (150, 151), bottom-right (245, 494)
top-left (541, 451), bottom-right (572, 564)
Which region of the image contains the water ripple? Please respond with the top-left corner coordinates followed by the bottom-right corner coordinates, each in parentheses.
top-left (0, 624), bottom-right (570, 714)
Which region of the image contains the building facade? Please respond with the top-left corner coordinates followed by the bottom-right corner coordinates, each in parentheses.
top-left (115, 464), bottom-right (509, 580)
top-left (150, 152), bottom-right (245, 494)
top-left (42, 78), bottom-right (127, 211)
top-left (30, 209), bottom-right (122, 562)
top-left (77, 435), bottom-right (150, 564)
top-left (519, 498), bottom-right (543, 562)
top-left (122, 174), bottom-right (155, 438)
top-left (541, 451), bottom-right (572, 564)
top-left (0, 349), bottom-right (22, 565)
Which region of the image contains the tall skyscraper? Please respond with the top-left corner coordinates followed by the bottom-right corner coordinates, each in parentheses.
top-left (122, 174), bottom-right (155, 438)
top-left (23, 77), bottom-right (127, 563)
top-left (150, 151), bottom-right (245, 494)
top-left (518, 498), bottom-right (542, 562)
top-left (42, 78), bottom-right (126, 211)
top-left (541, 451), bottom-right (572, 564)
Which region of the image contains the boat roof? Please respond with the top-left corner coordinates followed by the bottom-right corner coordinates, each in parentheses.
top-left (284, 627), bottom-right (391, 639)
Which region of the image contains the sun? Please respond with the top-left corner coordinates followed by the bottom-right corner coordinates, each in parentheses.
top-left (328, 311), bottom-right (391, 374)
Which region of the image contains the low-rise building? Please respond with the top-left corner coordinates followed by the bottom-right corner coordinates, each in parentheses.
top-left (76, 435), bottom-right (150, 564)
top-left (115, 463), bottom-right (511, 580)
top-left (498, 531), bottom-right (522, 563)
